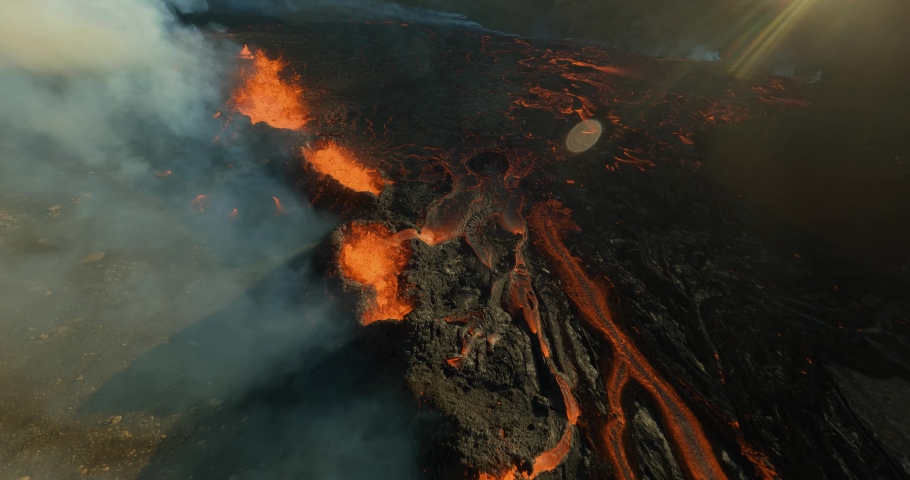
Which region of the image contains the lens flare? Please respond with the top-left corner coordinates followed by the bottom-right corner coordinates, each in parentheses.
top-left (727, 0), bottom-right (819, 78)
top-left (566, 119), bottom-right (603, 153)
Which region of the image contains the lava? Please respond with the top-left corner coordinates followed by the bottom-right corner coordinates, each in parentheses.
top-left (530, 427), bottom-right (573, 478)
top-left (603, 362), bottom-right (635, 480)
top-left (302, 142), bottom-right (385, 195)
top-left (227, 27), bottom-right (814, 479)
top-left (478, 428), bottom-right (573, 480)
top-left (334, 151), bottom-right (579, 479)
top-left (190, 194), bottom-right (210, 213)
top-left (237, 44), bottom-right (254, 60)
top-left (272, 196), bottom-right (286, 216)
top-left (230, 48), bottom-right (308, 130)
top-left (529, 200), bottom-right (727, 480)
top-left (339, 222), bottom-right (412, 324)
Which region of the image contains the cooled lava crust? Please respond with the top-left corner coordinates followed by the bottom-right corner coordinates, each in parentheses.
top-left (200, 17), bottom-right (910, 480)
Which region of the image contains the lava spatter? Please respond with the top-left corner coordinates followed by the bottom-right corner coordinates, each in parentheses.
top-left (230, 48), bottom-right (308, 130)
top-left (190, 194), bottom-right (210, 213)
top-left (339, 222), bottom-right (413, 324)
top-left (529, 200), bottom-right (728, 480)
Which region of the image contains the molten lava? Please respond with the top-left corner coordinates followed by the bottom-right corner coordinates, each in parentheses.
top-left (237, 44), bottom-right (254, 60)
top-left (530, 200), bottom-right (728, 480)
top-left (302, 143), bottom-right (385, 195)
top-left (339, 223), bottom-right (412, 324)
top-left (230, 49), bottom-right (308, 130)
top-left (478, 428), bottom-right (573, 480)
top-left (190, 194), bottom-right (210, 213)
top-left (272, 196), bottom-right (286, 216)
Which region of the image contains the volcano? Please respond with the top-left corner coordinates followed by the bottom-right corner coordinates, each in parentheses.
top-left (182, 16), bottom-right (908, 480)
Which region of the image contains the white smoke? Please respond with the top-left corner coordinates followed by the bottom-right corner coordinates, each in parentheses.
top-left (0, 2), bottom-right (422, 479)
top-left (0, 0), bottom-right (229, 177)
top-left (805, 70), bottom-right (823, 84)
top-left (769, 51), bottom-right (822, 84)
top-left (688, 45), bottom-right (721, 62)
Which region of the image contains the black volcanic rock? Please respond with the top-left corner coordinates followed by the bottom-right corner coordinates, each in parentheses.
top-left (200, 19), bottom-right (910, 480)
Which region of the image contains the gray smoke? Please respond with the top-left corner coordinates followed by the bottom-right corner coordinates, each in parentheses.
top-left (0, 1), bottom-right (417, 479)
top-left (688, 45), bottom-right (721, 62)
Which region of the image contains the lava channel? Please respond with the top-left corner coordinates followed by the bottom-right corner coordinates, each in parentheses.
top-left (339, 222), bottom-right (412, 325)
top-left (230, 47), bottom-right (308, 130)
top-left (530, 199), bottom-right (728, 480)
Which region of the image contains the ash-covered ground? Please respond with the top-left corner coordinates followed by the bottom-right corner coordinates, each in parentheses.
top-left (2, 13), bottom-right (909, 480)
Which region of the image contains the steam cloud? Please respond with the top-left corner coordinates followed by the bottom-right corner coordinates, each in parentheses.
top-left (0, 1), bottom-right (416, 478)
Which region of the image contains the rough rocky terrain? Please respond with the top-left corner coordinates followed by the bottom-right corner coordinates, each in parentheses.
top-left (2, 15), bottom-right (909, 480)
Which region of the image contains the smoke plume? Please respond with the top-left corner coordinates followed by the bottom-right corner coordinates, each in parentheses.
top-left (0, 1), bottom-right (417, 478)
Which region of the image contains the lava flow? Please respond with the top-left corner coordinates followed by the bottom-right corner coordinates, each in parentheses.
top-left (230, 48), bottom-right (308, 130)
top-left (302, 142), bottom-right (385, 195)
top-left (529, 200), bottom-right (727, 480)
top-left (339, 222), bottom-right (413, 324)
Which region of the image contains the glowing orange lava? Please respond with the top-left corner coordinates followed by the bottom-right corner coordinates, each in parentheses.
top-left (302, 143), bottom-right (385, 195)
top-left (478, 427), bottom-right (573, 480)
top-left (339, 223), bottom-right (412, 325)
top-left (530, 427), bottom-right (573, 478)
top-left (230, 49), bottom-right (307, 130)
top-left (530, 200), bottom-right (728, 480)
top-left (237, 44), bottom-right (254, 60)
top-left (190, 194), bottom-right (210, 212)
top-left (272, 196), bottom-right (286, 216)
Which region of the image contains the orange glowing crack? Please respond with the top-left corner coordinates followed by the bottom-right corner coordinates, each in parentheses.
top-left (302, 143), bottom-right (385, 195)
top-left (339, 223), bottom-right (412, 324)
top-left (230, 49), bottom-right (308, 130)
top-left (731, 422), bottom-right (779, 480)
top-left (530, 200), bottom-right (727, 480)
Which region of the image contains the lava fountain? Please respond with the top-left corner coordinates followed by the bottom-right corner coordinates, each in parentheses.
top-left (339, 222), bottom-right (413, 325)
top-left (302, 142), bottom-right (385, 195)
top-left (230, 47), bottom-right (308, 130)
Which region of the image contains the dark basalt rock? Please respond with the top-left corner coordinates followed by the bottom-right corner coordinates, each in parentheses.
top-left (185, 19), bottom-right (910, 480)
